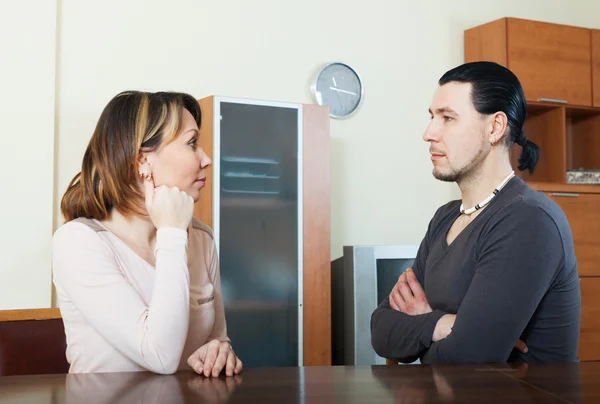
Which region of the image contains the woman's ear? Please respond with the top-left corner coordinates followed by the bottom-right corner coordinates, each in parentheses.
top-left (137, 153), bottom-right (152, 177)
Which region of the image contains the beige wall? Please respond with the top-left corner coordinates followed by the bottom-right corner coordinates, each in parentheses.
top-left (0, 0), bottom-right (56, 309)
top-left (3, 0), bottom-right (600, 309)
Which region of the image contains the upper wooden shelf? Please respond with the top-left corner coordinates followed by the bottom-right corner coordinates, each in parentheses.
top-left (465, 17), bottom-right (599, 108)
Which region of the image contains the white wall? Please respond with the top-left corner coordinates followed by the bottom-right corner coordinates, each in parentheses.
top-left (55, 0), bottom-right (600, 260)
top-left (0, 0), bottom-right (56, 309)
top-left (4, 0), bottom-right (600, 308)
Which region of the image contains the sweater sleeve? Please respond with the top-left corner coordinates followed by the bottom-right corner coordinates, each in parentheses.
top-left (370, 212), bottom-right (448, 363)
top-left (421, 204), bottom-right (563, 364)
top-left (52, 222), bottom-right (191, 374)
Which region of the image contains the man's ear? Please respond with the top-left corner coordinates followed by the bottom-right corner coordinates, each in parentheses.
top-left (489, 112), bottom-right (508, 145)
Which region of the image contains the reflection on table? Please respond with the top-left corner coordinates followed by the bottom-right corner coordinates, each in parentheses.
top-left (1, 362), bottom-right (598, 403)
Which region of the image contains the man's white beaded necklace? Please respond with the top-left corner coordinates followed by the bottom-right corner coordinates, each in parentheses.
top-left (459, 170), bottom-right (515, 215)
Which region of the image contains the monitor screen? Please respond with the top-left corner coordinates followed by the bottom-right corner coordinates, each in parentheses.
top-left (376, 258), bottom-right (416, 306)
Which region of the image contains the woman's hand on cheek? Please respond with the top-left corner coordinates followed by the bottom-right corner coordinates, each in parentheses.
top-left (142, 176), bottom-right (193, 230)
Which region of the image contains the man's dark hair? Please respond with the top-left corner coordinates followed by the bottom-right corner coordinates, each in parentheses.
top-left (439, 61), bottom-right (540, 174)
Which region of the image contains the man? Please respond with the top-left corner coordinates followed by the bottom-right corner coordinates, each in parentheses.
top-left (370, 61), bottom-right (581, 364)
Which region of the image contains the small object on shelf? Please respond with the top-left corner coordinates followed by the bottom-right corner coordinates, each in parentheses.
top-left (566, 169), bottom-right (600, 184)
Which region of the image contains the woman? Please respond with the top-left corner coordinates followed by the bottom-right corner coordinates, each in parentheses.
top-left (52, 90), bottom-right (242, 376)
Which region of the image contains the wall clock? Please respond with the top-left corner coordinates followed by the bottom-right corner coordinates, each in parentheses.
top-left (311, 62), bottom-right (363, 119)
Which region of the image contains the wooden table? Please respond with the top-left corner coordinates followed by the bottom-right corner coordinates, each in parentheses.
top-left (1, 363), bottom-right (598, 403)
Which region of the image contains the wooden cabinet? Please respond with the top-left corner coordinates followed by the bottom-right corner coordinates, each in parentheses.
top-left (193, 96), bottom-right (331, 367)
top-left (545, 190), bottom-right (600, 361)
top-left (579, 278), bottom-right (600, 361)
top-left (533, 187), bottom-right (600, 361)
top-left (507, 19), bottom-right (591, 106)
top-left (546, 192), bottom-right (600, 277)
top-left (545, 190), bottom-right (600, 359)
top-left (465, 17), bottom-right (592, 106)
top-left (592, 30), bottom-right (600, 107)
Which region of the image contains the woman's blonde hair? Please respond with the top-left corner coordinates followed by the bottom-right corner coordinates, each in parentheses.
top-left (60, 90), bottom-right (202, 222)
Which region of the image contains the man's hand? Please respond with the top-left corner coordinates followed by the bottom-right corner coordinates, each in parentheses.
top-left (432, 314), bottom-right (456, 342)
top-left (515, 339), bottom-right (528, 354)
top-left (389, 268), bottom-right (433, 315)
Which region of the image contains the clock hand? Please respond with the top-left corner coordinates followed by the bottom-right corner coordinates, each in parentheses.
top-left (332, 77), bottom-right (338, 87)
top-left (334, 90), bottom-right (345, 111)
top-left (329, 87), bottom-right (357, 96)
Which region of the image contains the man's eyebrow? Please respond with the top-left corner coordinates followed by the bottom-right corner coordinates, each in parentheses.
top-left (428, 107), bottom-right (459, 115)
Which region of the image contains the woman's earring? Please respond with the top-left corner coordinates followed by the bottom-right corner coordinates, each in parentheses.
top-left (138, 169), bottom-right (152, 182)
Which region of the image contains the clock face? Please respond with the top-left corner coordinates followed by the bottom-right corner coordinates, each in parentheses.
top-left (313, 63), bottom-right (362, 118)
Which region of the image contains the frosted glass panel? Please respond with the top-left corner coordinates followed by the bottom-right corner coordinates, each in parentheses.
top-left (218, 102), bottom-right (299, 367)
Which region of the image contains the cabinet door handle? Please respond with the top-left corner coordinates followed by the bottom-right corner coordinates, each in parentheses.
top-left (538, 97), bottom-right (567, 104)
top-left (551, 192), bottom-right (580, 197)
